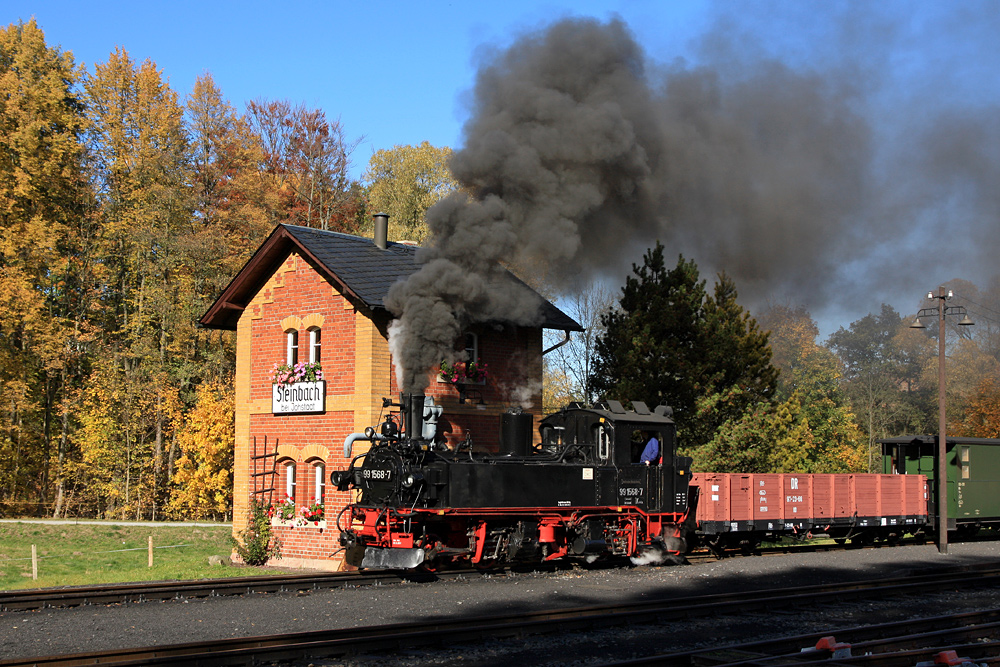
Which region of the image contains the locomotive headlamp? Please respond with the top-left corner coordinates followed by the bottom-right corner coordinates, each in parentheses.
top-left (365, 426), bottom-right (375, 438)
top-left (402, 471), bottom-right (424, 488)
top-left (381, 419), bottom-right (399, 438)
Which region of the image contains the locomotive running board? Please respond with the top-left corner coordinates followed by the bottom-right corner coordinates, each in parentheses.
top-left (361, 546), bottom-right (425, 570)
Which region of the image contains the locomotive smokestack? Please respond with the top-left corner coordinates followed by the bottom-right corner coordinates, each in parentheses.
top-left (403, 393), bottom-right (425, 440)
top-left (373, 213), bottom-right (388, 250)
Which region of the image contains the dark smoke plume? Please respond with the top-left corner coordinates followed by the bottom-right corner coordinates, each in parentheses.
top-left (387, 10), bottom-right (1000, 392)
top-left (387, 19), bottom-right (662, 392)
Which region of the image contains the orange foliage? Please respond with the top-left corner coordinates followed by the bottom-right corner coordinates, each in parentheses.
top-left (956, 378), bottom-right (1000, 438)
top-left (168, 381), bottom-right (235, 519)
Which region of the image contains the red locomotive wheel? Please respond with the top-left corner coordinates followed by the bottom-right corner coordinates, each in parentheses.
top-left (418, 541), bottom-right (440, 572)
top-left (473, 557), bottom-right (498, 571)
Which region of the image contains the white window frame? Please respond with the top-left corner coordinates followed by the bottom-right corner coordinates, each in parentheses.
top-left (598, 427), bottom-right (611, 462)
top-left (309, 327), bottom-right (321, 364)
top-left (314, 462), bottom-right (325, 504)
top-left (286, 330), bottom-right (299, 366)
top-left (284, 460), bottom-right (297, 502)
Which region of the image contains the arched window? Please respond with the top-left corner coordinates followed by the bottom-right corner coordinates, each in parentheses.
top-left (313, 462), bottom-right (326, 504)
top-left (308, 327), bottom-right (321, 364)
top-left (283, 460), bottom-right (297, 503)
top-left (286, 330), bottom-right (299, 366)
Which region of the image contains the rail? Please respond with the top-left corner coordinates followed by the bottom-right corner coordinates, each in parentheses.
top-left (4, 564), bottom-right (1000, 666)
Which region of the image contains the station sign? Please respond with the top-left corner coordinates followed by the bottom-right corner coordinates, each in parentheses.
top-left (272, 381), bottom-right (326, 414)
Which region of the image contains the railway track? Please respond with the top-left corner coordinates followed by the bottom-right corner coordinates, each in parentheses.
top-left (4, 562), bottom-right (1000, 667)
top-left (0, 568), bottom-right (444, 612)
top-left (0, 537), bottom-right (932, 612)
top-left (609, 606), bottom-right (1000, 666)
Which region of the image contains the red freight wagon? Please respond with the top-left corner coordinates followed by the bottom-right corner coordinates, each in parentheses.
top-left (689, 473), bottom-right (928, 552)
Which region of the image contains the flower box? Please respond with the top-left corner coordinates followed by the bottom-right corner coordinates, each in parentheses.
top-left (270, 518), bottom-right (327, 529)
top-left (437, 359), bottom-right (488, 385)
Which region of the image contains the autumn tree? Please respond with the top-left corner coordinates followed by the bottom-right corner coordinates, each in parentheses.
top-left (956, 378), bottom-right (1000, 437)
top-left (245, 99), bottom-right (363, 232)
top-left (167, 380), bottom-right (234, 519)
top-left (755, 304), bottom-right (868, 471)
top-left (828, 304), bottom-right (932, 462)
top-left (691, 392), bottom-right (811, 473)
top-left (898, 281), bottom-right (1000, 434)
top-left (0, 21), bottom-right (389, 519)
top-left (542, 364), bottom-right (580, 413)
top-left (0, 19), bottom-right (91, 515)
top-left (185, 74), bottom-right (271, 385)
top-left (363, 141), bottom-right (458, 243)
top-left (75, 357), bottom-right (181, 518)
top-left (83, 48), bottom-right (195, 517)
top-left (928, 336), bottom-right (1000, 430)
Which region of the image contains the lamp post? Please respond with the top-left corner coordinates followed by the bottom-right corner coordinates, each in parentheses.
top-left (910, 286), bottom-right (974, 554)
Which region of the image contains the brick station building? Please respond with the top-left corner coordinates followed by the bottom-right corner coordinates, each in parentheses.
top-left (199, 220), bottom-right (580, 570)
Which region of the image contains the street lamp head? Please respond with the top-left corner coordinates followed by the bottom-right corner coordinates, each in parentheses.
top-left (959, 314), bottom-right (975, 326)
top-left (927, 291), bottom-right (934, 300)
top-left (910, 318), bottom-right (926, 329)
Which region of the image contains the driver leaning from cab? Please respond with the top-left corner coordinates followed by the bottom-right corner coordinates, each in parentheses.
top-left (640, 432), bottom-right (659, 465)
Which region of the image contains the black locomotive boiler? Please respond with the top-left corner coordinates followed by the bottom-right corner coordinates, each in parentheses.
top-left (331, 395), bottom-right (693, 569)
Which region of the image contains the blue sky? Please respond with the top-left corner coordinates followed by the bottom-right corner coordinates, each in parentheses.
top-left (12, 1), bottom-right (713, 178)
top-left (9, 1), bottom-right (1000, 331)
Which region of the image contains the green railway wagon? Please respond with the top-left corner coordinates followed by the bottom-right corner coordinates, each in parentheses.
top-left (880, 435), bottom-right (1000, 532)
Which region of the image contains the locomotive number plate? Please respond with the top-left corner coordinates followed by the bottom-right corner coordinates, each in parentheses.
top-left (363, 468), bottom-right (392, 480)
top-left (619, 487), bottom-right (644, 497)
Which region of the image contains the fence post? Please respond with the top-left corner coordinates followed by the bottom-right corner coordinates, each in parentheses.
top-left (148, 535), bottom-right (153, 567)
top-left (31, 544), bottom-right (37, 580)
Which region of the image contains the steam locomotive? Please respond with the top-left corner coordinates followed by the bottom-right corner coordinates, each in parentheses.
top-left (331, 394), bottom-right (693, 569)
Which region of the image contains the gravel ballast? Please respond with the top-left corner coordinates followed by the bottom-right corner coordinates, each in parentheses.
top-left (3, 541), bottom-right (1000, 663)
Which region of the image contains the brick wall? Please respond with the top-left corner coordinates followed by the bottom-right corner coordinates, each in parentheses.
top-left (231, 250), bottom-right (545, 570)
top-left (233, 252), bottom-right (362, 570)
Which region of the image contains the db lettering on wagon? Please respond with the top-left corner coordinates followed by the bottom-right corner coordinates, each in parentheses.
top-left (364, 469), bottom-right (392, 480)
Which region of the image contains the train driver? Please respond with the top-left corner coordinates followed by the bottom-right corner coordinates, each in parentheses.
top-left (640, 432), bottom-right (660, 465)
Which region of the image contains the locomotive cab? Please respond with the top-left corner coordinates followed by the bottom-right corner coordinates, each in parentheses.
top-left (538, 399), bottom-right (692, 516)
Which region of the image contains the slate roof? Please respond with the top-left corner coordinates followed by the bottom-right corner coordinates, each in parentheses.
top-left (199, 224), bottom-right (583, 332)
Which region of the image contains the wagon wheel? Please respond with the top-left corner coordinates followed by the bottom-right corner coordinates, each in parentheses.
top-left (957, 523), bottom-right (980, 538)
top-left (850, 532), bottom-right (874, 547)
top-left (706, 537), bottom-right (726, 559)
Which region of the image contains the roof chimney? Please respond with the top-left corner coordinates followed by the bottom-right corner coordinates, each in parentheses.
top-left (373, 213), bottom-right (389, 250)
